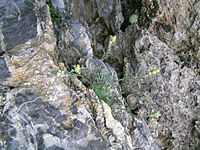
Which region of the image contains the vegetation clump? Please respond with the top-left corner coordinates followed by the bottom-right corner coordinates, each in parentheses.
top-left (47, 2), bottom-right (60, 22)
top-left (56, 35), bottom-right (120, 106)
top-left (56, 34), bottom-right (161, 107)
top-left (129, 14), bottom-right (138, 24)
top-left (57, 64), bottom-right (121, 105)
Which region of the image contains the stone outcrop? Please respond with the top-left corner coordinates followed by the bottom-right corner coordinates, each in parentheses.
top-left (0, 0), bottom-right (37, 53)
top-left (0, 0), bottom-right (199, 150)
top-left (121, 30), bottom-right (200, 149)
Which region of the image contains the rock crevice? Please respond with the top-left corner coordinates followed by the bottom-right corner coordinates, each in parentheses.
top-left (0, 0), bottom-right (199, 150)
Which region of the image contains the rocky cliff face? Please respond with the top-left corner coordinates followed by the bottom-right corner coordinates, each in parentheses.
top-left (0, 0), bottom-right (199, 150)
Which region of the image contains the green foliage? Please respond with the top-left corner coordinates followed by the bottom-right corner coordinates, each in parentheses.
top-left (91, 82), bottom-right (115, 105)
top-left (101, 48), bottom-right (110, 61)
top-left (57, 63), bottom-right (121, 105)
top-left (89, 67), bottom-right (122, 105)
top-left (47, 2), bottom-right (60, 22)
top-left (129, 14), bottom-right (138, 24)
top-left (57, 63), bottom-right (160, 109)
top-left (146, 111), bottom-right (161, 124)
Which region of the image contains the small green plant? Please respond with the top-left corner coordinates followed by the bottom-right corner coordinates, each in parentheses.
top-left (91, 82), bottom-right (115, 105)
top-left (149, 111), bottom-right (161, 119)
top-left (101, 35), bottom-right (117, 61)
top-left (126, 66), bottom-right (160, 83)
top-left (129, 14), bottom-right (138, 24)
top-left (47, 2), bottom-right (61, 22)
top-left (56, 65), bottom-right (83, 79)
top-left (89, 66), bottom-right (122, 105)
top-left (146, 111), bottom-right (161, 124)
top-left (57, 63), bottom-right (121, 105)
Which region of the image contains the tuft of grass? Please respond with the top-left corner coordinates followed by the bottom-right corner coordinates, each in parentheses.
top-left (47, 2), bottom-right (61, 23)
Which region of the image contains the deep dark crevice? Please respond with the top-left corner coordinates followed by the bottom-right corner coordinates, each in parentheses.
top-left (92, 17), bottom-right (113, 60)
top-left (8, 86), bottom-right (15, 90)
top-left (120, 0), bottom-right (159, 31)
top-left (138, 0), bottom-right (159, 29)
top-left (120, 0), bottom-right (142, 32)
top-left (0, 51), bottom-right (5, 56)
top-left (176, 49), bottom-right (199, 75)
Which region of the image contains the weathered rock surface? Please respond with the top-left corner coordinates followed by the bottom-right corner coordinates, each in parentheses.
top-left (0, 0), bottom-right (134, 150)
top-left (121, 0), bottom-right (200, 70)
top-left (120, 30), bottom-right (200, 149)
top-left (55, 17), bottom-right (93, 67)
top-left (0, 0), bottom-right (110, 149)
top-left (147, 0), bottom-right (200, 70)
top-left (1, 88), bottom-right (111, 150)
top-left (0, 58), bottom-right (10, 79)
top-left (50, 0), bottom-right (123, 32)
top-left (0, 0), bottom-right (199, 150)
top-left (0, 0), bottom-right (37, 53)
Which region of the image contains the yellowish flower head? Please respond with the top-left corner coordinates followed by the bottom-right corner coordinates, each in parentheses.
top-left (57, 70), bottom-right (64, 77)
top-left (152, 70), bottom-right (156, 75)
top-left (74, 64), bottom-right (81, 74)
top-left (110, 35), bottom-right (116, 43)
top-left (148, 72), bottom-right (152, 75)
top-left (156, 69), bottom-right (160, 73)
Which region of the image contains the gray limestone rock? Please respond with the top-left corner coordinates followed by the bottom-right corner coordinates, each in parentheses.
top-left (0, 0), bottom-right (199, 149)
top-left (55, 17), bottom-right (93, 67)
top-left (0, 0), bottom-right (37, 52)
top-left (50, 0), bottom-right (123, 32)
top-left (0, 1), bottom-right (132, 150)
top-left (145, 0), bottom-right (199, 70)
top-left (121, 30), bottom-right (200, 149)
top-left (50, 0), bottom-right (124, 60)
top-left (133, 118), bottom-right (160, 150)
top-left (0, 57), bottom-right (10, 79)
top-left (0, 88), bottom-right (109, 150)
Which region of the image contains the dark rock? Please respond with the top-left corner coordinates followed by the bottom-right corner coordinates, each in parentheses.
top-left (133, 118), bottom-right (159, 150)
top-left (50, 0), bottom-right (124, 62)
top-left (1, 89), bottom-right (109, 150)
top-left (0, 57), bottom-right (10, 79)
top-left (50, 0), bottom-right (123, 32)
top-left (0, 0), bottom-right (199, 149)
top-left (68, 119), bottom-right (89, 140)
top-left (15, 90), bottom-right (38, 107)
top-left (55, 17), bottom-right (93, 67)
top-left (0, 0), bottom-right (37, 52)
